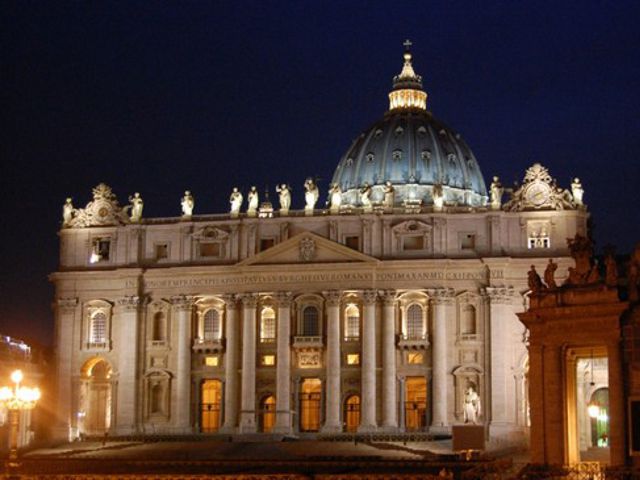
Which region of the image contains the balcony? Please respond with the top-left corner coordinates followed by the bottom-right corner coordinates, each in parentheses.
top-left (293, 335), bottom-right (323, 349)
top-left (192, 338), bottom-right (225, 353)
top-left (85, 341), bottom-right (111, 351)
top-left (397, 334), bottom-right (429, 350)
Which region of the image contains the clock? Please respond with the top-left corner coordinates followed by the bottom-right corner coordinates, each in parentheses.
top-left (524, 182), bottom-right (551, 207)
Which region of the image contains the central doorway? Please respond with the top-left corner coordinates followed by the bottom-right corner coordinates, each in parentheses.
top-left (344, 395), bottom-right (360, 432)
top-left (200, 379), bottom-right (222, 433)
top-left (300, 378), bottom-right (322, 432)
top-left (405, 377), bottom-right (427, 431)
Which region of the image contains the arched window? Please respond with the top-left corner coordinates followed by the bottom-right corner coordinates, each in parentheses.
top-left (406, 304), bottom-right (424, 339)
top-left (345, 305), bottom-right (360, 340)
top-left (461, 305), bottom-right (476, 335)
top-left (150, 383), bottom-right (163, 414)
top-left (344, 395), bottom-right (360, 432)
top-left (90, 312), bottom-right (107, 344)
top-left (302, 306), bottom-right (319, 336)
top-left (260, 395), bottom-right (276, 433)
top-left (260, 307), bottom-right (276, 342)
top-left (152, 312), bottom-right (165, 341)
top-left (203, 309), bottom-right (221, 340)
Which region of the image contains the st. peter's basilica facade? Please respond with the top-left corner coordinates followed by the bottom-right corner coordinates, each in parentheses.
top-left (51, 45), bottom-right (588, 444)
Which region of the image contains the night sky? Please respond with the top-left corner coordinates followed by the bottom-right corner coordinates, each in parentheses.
top-left (1, 1), bottom-right (639, 347)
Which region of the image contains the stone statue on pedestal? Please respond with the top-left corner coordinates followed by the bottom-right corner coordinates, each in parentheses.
top-left (304, 178), bottom-right (319, 212)
top-left (247, 186), bottom-right (259, 216)
top-left (328, 184), bottom-right (342, 213)
top-left (230, 187), bottom-right (243, 216)
top-left (383, 181), bottom-right (395, 209)
top-left (62, 198), bottom-right (75, 226)
top-left (544, 259), bottom-right (558, 289)
top-left (276, 184), bottom-right (291, 213)
top-left (128, 192), bottom-right (144, 222)
top-left (360, 182), bottom-right (372, 211)
top-left (528, 265), bottom-right (545, 293)
top-left (571, 178), bottom-right (584, 206)
top-left (489, 176), bottom-right (503, 210)
top-left (181, 191), bottom-right (194, 217)
top-left (463, 386), bottom-right (481, 424)
top-left (433, 184), bottom-right (444, 210)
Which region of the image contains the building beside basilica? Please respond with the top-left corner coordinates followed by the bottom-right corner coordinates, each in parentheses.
top-left (51, 45), bottom-right (589, 444)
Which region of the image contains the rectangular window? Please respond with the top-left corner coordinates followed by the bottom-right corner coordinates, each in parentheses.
top-left (407, 352), bottom-right (424, 365)
top-left (90, 238), bottom-right (111, 263)
top-left (204, 356), bottom-right (219, 367)
top-left (461, 234), bottom-right (476, 250)
top-left (347, 353), bottom-right (360, 365)
top-left (260, 238), bottom-right (275, 251)
top-left (528, 236), bottom-right (551, 249)
top-left (345, 236), bottom-right (360, 250)
top-left (261, 354), bottom-right (276, 366)
top-left (403, 235), bottom-right (424, 251)
top-left (155, 243), bottom-right (168, 260)
top-left (200, 242), bottom-right (221, 257)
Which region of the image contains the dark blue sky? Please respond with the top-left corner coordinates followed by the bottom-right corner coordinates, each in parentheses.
top-left (1, 1), bottom-right (639, 346)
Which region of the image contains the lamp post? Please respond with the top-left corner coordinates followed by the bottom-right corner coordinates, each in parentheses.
top-left (0, 370), bottom-right (41, 474)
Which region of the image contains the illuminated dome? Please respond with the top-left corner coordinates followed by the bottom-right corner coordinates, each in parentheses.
top-left (331, 42), bottom-right (487, 208)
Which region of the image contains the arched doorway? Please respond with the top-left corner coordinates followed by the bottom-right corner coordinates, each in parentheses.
top-left (344, 395), bottom-right (360, 432)
top-left (200, 379), bottom-right (222, 432)
top-left (405, 377), bottom-right (427, 431)
top-left (260, 395), bottom-right (276, 433)
top-left (589, 388), bottom-right (610, 447)
top-left (300, 378), bottom-right (321, 432)
top-left (82, 359), bottom-right (112, 434)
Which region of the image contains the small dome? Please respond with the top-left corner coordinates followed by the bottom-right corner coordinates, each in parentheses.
top-left (331, 42), bottom-right (487, 208)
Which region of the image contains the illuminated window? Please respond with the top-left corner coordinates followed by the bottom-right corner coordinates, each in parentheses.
top-left (260, 307), bottom-right (276, 342)
top-left (261, 354), bottom-right (276, 366)
top-left (205, 356), bottom-right (219, 367)
top-left (406, 304), bottom-right (424, 339)
top-left (345, 304), bottom-right (360, 340)
top-left (90, 312), bottom-right (107, 343)
top-left (90, 238), bottom-right (111, 263)
top-left (347, 353), bottom-right (360, 365)
top-left (407, 352), bottom-right (424, 365)
top-left (302, 306), bottom-right (319, 336)
top-left (528, 235), bottom-right (550, 249)
top-left (203, 309), bottom-right (221, 340)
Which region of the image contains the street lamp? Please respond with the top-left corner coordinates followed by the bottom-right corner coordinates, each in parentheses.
top-left (0, 369), bottom-right (41, 472)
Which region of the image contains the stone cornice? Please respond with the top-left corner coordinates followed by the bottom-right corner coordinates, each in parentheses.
top-left (483, 286), bottom-right (520, 305)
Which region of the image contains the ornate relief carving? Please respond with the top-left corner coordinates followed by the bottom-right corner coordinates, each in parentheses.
top-left (483, 286), bottom-right (519, 305)
top-left (274, 291), bottom-right (293, 307)
top-left (170, 294), bottom-right (195, 311)
top-left (117, 295), bottom-right (145, 311)
top-left (504, 163), bottom-right (577, 212)
top-left (238, 293), bottom-right (259, 309)
top-left (66, 183), bottom-right (129, 228)
top-left (379, 289), bottom-right (397, 306)
top-left (193, 225), bottom-right (230, 241)
top-left (362, 289), bottom-right (378, 305)
top-left (298, 237), bottom-right (316, 262)
top-left (297, 349), bottom-right (322, 368)
top-left (323, 290), bottom-right (342, 307)
top-left (427, 288), bottom-right (455, 305)
top-left (221, 294), bottom-right (237, 310)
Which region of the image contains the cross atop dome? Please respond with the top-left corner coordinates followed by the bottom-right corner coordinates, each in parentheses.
top-left (389, 41), bottom-right (427, 111)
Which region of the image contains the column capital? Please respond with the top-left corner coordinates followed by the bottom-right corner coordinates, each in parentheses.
top-left (116, 295), bottom-right (146, 311)
top-left (56, 297), bottom-right (78, 313)
top-left (221, 294), bottom-right (238, 310)
top-left (238, 293), bottom-right (259, 308)
top-left (170, 294), bottom-right (196, 311)
top-left (483, 286), bottom-right (521, 305)
top-left (379, 289), bottom-right (397, 306)
top-left (274, 291), bottom-right (293, 307)
top-left (323, 290), bottom-right (342, 307)
top-left (428, 288), bottom-right (455, 305)
top-left (362, 289), bottom-right (378, 305)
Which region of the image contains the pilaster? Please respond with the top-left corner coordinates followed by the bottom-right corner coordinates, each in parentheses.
top-left (55, 297), bottom-right (78, 440)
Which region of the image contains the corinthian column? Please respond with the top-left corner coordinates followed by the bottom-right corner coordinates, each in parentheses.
top-left (239, 293), bottom-right (258, 433)
top-left (360, 289), bottom-right (378, 431)
top-left (429, 288), bottom-right (454, 431)
top-left (221, 294), bottom-right (238, 432)
top-left (380, 290), bottom-right (398, 429)
top-left (171, 295), bottom-right (195, 433)
top-left (322, 290), bottom-right (342, 432)
top-left (274, 292), bottom-right (293, 433)
top-left (55, 297), bottom-right (78, 440)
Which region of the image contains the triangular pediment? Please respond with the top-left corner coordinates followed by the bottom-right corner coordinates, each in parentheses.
top-left (238, 232), bottom-right (379, 266)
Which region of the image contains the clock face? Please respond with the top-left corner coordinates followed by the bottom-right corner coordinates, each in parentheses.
top-left (525, 182), bottom-right (550, 207)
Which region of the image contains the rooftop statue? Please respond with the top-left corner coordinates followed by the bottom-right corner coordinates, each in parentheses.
top-left (604, 246), bottom-right (618, 288)
top-left (360, 182), bottom-right (372, 212)
top-left (62, 198), bottom-right (75, 227)
top-left (489, 176), bottom-right (503, 210)
top-left (544, 259), bottom-right (558, 289)
top-left (229, 187), bottom-right (243, 217)
top-left (383, 181), bottom-right (395, 209)
top-left (433, 184), bottom-right (444, 211)
top-left (247, 186), bottom-right (259, 217)
top-left (571, 177), bottom-right (584, 207)
top-left (528, 265), bottom-right (545, 293)
top-left (304, 178), bottom-right (319, 213)
top-left (328, 183), bottom-right (342, 214)
top-left (276, 184), bottom-right (291, 214)
top-left (565, 234), bottom-right (600, 286)
top-left (628, 243), bottom-right (640, 303)
top-left (128, 192), bottom-right (144, 223)
top-left (181, 190), bottom-right (194, 218)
